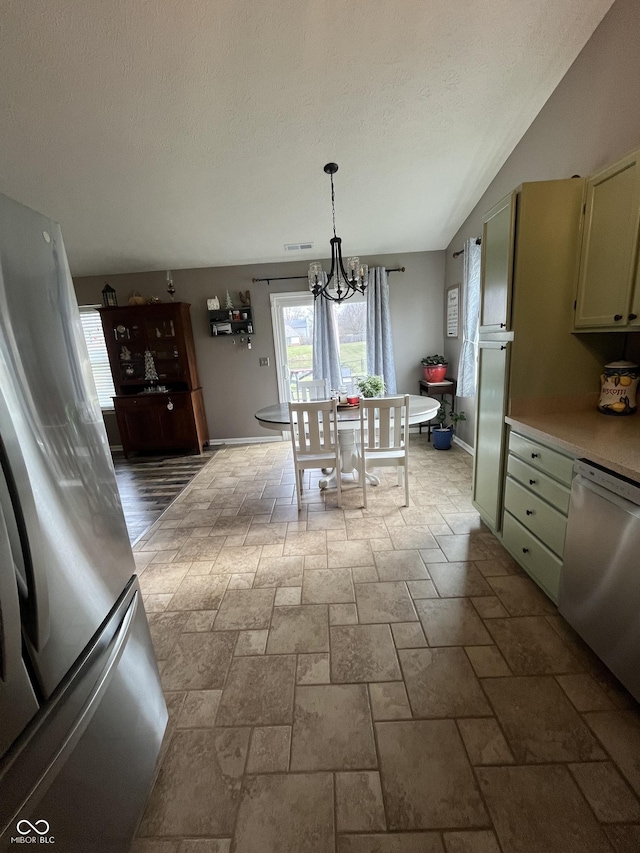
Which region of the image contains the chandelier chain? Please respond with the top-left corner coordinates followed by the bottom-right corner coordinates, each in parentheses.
top-left (330, 173), bottom-right (337, 239)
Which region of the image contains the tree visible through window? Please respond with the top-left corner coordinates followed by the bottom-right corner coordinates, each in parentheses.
top-left (78, 306), bottom-right (116, 409)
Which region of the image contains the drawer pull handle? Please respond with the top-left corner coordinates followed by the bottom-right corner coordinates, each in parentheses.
top-left (614, 314), bottom-right (623, 321)
top-left (630, 313), bottom-right (638, 321)
top-left (531, 452), bottom-right (539, 459)
top-left (529, 479), bottom-right (536, 485)
top-left (526, 509), bottom-right (534, 516)
top-left (522, 547), bottom-right (529, 554)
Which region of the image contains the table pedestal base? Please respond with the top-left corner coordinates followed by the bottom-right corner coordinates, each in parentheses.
top-left (318, 430), bottom-right (380, 490)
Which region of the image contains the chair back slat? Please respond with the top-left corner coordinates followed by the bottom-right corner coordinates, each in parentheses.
top-left (359, 396), bottom-right (409, 451)
top-left (289, 399), bottom-right (338, 454)
top-left (297, 378), bottom-right (330, 401)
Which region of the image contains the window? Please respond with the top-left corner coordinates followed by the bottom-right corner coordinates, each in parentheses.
top-left (78, 306), bottom-right (116, 409)
top-left (270, 292), bottom-right (368, 402)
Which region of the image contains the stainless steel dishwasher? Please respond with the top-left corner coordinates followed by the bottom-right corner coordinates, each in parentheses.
top-left (559, 459), bottom-right (640, 702)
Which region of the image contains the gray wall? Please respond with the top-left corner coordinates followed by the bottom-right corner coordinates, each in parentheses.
top-left (74, 250), bottom-right (444, 443)
top-left (444, 0), bottom-right (640, 447)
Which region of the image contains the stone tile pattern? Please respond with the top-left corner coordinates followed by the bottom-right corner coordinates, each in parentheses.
top-left (134, 439), bottom-right (640, 853)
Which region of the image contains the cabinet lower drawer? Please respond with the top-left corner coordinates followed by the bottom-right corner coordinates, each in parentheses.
top-left (508, 431), bottom-right (574, 485)
top-left (506, 453), bottom-right (571, 513)
top-left (502, 511), bottom-right (562, 603)
top-left (504, 476), bottom-right (567, 557)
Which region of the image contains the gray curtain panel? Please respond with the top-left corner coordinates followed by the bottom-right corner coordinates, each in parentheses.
top-left (366, 266), bottom-right (397, 393)
top-left (457, 238), bottom-right (482, 397)
top-left (312, 276), bottom-right (342, 391)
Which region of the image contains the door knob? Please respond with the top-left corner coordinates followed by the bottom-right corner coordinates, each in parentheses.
top-left (522, 547), bottom-right (529, 554)
top-left (629, 313), bottom-right (638, 321)
top-left (526, 509), bottom-right (534, 515)
top-left (529, 479), bottom-right (536, 485)
top-left (531, 452), bottom-right (539, 459)
top-left (614, 314), bottom-right (623, 321)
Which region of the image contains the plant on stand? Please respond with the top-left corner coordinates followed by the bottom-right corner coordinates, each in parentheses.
top-left (421, 354), bottom-right (448, 382)
top-left (432, 401), bottom-right (466, 450)
top-left (354, 375), bottom-right (385, 398)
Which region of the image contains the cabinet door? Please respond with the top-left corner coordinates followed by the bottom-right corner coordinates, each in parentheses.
top-left (479, 194), bottom-right (516, 333)
top-left (115, 400), bottom-right (161, 454)
top-left (472, 341), bottom-right (510, 532)
top-left (575, 151), bottom-right (640, 329)
top-left (157, 395), bottom-right (197, 449)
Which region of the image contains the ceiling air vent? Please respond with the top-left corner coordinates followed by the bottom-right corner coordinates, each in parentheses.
top-left (284, 242), bottom-right (314, 252)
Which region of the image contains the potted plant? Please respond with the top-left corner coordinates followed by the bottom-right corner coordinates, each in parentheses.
top-left (432, 402), bottom-right (466, 450)
top-left (421, 354), bottom-right (448, 382)
top-left (354, 375), bottom-right (385, 398)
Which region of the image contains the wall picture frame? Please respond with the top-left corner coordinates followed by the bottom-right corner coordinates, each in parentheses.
top-left (445, 283), bottom-right (460, 339)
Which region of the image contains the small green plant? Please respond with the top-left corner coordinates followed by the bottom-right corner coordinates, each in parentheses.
top-left (354, 374), bottom-right (385, 397)
top-left (421, 354), bottom-right (448, 366)
top-left (434, 400), bottom-right (466, 430)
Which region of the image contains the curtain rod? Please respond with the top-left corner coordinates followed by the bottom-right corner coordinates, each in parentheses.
top-left (252, 267), bottom-right (405, 285)
top-left (452, 237), bottom-right (481, 259)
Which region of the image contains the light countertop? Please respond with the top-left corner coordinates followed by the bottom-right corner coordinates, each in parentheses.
top-left (506, 410), bottom-right (640, 482)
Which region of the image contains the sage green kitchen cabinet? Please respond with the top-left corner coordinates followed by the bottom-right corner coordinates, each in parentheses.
top-left (479, 194), bottom-right (516, 333)
top-left (473, 341), bottom-right (510, 531)
top-left (473, 178), bottom-right (607, 534)
top-left (502, 428), bottom-right (574, 603)
top-left (574, 148), bottom-right (640, 331)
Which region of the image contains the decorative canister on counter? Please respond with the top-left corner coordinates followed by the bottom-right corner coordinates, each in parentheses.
top-left (598, 361), bottom-right (639, 415)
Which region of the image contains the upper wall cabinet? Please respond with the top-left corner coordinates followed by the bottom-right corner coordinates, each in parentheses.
top-left (479, 193), bottom-right (517, 333)
top-left (574, 148), bottom-right (640, 331)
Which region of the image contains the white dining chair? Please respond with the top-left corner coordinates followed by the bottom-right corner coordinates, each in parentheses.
top-left (358, 395), bottom-right (410, 508)
top-left (289, 399), bottom-right (342, 511)
top-left (297, 378), bottom-right (330, 401)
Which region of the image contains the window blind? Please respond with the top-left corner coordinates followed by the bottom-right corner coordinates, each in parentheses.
top-left (79, 306), bottom-right (116, 409)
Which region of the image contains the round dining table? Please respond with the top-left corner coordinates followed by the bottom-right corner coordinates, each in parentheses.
top-left (255, 393), bottom-right (440, 489)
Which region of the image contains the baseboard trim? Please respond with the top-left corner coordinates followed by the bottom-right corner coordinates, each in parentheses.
top-left (208, 435), bottom-right (284, 446)
top-left (453, 435), bottom-right (473, 456)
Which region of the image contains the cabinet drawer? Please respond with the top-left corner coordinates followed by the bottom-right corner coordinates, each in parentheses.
top-left (502, 511), bottom-right (561, 603)
top-left (506, 453), bottom-right (570, 514)
top-left (508, 431), bottom-right (574, 485)
top-left (504, 476), bottom-right (567, 557)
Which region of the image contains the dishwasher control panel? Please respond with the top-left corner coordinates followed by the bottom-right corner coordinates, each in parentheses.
top-left (576, 459), bottom-right (640, 505)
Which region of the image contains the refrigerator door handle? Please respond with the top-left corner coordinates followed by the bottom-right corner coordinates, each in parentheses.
top-left (0, 586), bottom-right (139, 832)
top-left (0, 392), bottom-right (50, 651)
top-left (0, 504), bottom-right (23, 684)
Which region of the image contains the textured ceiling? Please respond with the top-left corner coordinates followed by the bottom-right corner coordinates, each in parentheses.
top-left (0, 0), bottom-right (614, 276)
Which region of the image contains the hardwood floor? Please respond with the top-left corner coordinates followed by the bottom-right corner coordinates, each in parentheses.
top-left (113, 450), bottom-right (217, 543)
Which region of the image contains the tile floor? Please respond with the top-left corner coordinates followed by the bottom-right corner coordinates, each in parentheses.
top-left (130, 437), bottom-right (640, 853)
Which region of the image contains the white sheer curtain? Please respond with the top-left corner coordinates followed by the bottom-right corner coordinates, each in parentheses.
top-left (366, 266), bottom-right (397, 393)
top-left (457, 238), bottom-right (482, 397)
top-left (312, 274), bottom-right (342, 392)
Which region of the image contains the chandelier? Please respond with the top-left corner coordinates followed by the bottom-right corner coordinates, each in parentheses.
top-left (308, 163), bottom-right (368, 303)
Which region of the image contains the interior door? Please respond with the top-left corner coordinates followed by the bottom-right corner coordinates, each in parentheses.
top-left (473, 340), bottom-right (510, 532)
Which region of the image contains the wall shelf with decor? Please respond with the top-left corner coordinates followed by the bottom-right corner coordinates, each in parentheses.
top-left (208, 306), bottom-right (254, 337)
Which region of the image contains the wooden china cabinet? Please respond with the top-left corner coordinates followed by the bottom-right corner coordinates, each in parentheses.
top-left (99, 303), bottom-right (209, 457)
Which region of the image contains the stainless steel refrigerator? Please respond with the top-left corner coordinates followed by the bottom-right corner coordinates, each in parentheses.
top-left (0, 193), bottom-right (167, 851)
